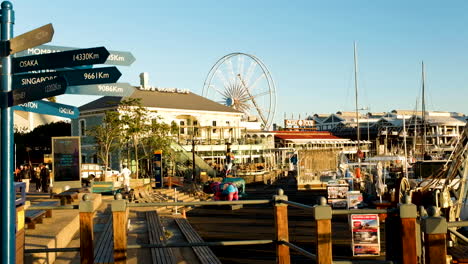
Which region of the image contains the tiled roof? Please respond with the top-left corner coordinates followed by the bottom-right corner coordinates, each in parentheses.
top-left (79, 88), bottom-right (242, 114)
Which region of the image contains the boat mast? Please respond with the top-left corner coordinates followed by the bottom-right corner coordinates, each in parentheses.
top-left (421, 61), bottom-right (426, 157)
top-left (354, 42), bottom-right (361, 169)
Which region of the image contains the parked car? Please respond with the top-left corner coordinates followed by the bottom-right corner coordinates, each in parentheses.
top-left (81, 164), bottom-right (119, 186)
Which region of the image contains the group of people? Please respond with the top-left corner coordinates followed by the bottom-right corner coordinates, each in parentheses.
top-left (14, 163), bottom-right (50, 193)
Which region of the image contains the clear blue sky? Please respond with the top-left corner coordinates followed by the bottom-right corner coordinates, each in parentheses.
top-left (12, 0), bottom-right (468, 124)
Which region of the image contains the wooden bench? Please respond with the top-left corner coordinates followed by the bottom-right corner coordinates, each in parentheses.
top-left (175, 218), bottom-right (221, 264)
top-left (94, 218), bottom-right (114, 264)
top-left (25, 200), bottom-right (60, 229)
top-left (53, 191), bottom-right (79, 205)
top-left (25, 210), bottom-right (45, 229)
top-left (92, 181), bottom-right (121, 195)
top-left (146, 211), bottom-right (176, 264)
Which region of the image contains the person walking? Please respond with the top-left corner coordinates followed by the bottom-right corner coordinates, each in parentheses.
top-left (34, 166), bottom-right (41, 192)
top-left (39, 164), bottom-right (50, 193)
top-left (22, 164), bottom-right (31, 192)
top-left (120, 165), bottom-right (131, 193)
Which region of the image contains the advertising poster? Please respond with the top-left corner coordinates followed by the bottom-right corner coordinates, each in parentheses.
top-left (327, 184), bottom-right (349, 208)
top-left (52, 137), bottom-right (81, 182)
top-left (351, 214), bottom-right (380, 256)
top-left (347, 191), bottom-right (363, 209)
top-left (153, 150), bottom-right (163, 188)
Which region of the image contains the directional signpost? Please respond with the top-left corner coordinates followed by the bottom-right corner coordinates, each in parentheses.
top-left (0, 2), bottom-right (136, 263)
top-left (8, 24), bottom-right (54, 54)
top-left (12, 46), bottom-right (109, 73)
top-left (8, 77), bottom-right (67, 106)
top-left (12, 100), bottom-right (79, 119)
top-left (66, 82), bottom-right (135, 97)
top-left (15, 44), bottom-right (136, 66)
top-left (13, 66), bottom-right (122, 87)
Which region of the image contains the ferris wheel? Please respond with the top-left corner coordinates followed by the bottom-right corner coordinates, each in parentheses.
top-left (202, 53), bottom-right (277, 130)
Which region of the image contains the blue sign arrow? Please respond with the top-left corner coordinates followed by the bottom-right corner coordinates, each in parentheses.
top-left (12, 46), bottom-right (109, 73)
top-left (66, 82), bottom-right (135, 97)
top-left (15, 44), bottom-right (136, 66)
top-left (13, 67), bottom-right (122, 88)
top-left (12, 100), bottom-right (79, 119)
top-left (8, 77), bottom-right (67, 107)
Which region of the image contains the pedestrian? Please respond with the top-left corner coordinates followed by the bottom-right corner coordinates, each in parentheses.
top-left (39, 163), bottom-right (50, 193)
top-left (34, 166), bottom-right (41, 192)
top-left (120, 165), bottom-right (131, 193)
top-left (22, 164), bottom-right (31, 192)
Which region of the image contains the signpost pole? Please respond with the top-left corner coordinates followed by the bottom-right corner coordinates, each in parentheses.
top-left (1, 2), bottom-right (15, 264)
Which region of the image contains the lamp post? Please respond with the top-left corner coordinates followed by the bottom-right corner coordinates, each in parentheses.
top-left (191, 139), bottom-right (196, 182)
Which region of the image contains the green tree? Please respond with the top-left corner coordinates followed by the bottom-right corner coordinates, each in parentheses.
top-left (86, 110), bottom-right (122, 170)
top-left (118, 98), bottom-right (153, 179)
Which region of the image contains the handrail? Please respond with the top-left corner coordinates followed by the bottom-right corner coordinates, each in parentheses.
top-left (332, 208), bottom-right (394, 215)
top-left (448, 228), bottom-right (468, 244)
top-left (333, 260), bottom-right (394, 264)
top-left (279, 240), bottom-right (316, 260)
top-left (25, 205), bottom-right (79, 210)
top-left (279, 200), bottom-right (313, 210)
top-left (127, 239), bottom-right (274, 249)
top-left (126, 199), bottom-right (271, 207)
top-left (447, 220), bottom-right (468, 228)
top-left (24, 247), bottom-right (80, 254)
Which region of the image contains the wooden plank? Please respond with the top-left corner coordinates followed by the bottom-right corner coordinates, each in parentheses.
top-left (146, 211), bottom-right (176, 264)
top-left (175, 218), bottom-right (221, 264)
top-left (79, 211), bottom-right (94, 264)
top-left (94, 218), bottom-right (113, 263)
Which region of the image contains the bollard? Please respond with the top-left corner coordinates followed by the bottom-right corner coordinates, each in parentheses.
top-left (399, 195), bottom-right (418, 264)
top-left (422, 206), bottom-right (447, 264)
top-left (79, 194), bottom-right (94, 264)
top-left (112, 193), bottom-right (128, 264)
top-left (312, 197), bottom-right (332, 264)
top-left (273, 188), bottom-right (290, 264)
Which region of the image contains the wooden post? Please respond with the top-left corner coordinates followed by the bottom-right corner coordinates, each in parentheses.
top-left (273, 189), bottom-right (290, 264)
top-left (79, 194), bottom-right (94, 264)
top-left (399, 195), bottom-right (418, 264)
top-left (422, 206), bottom-right (447, 264)
top-left (16, 205), bottom-right (25, 264)
top-left (112, 193), bottom-right (128, 264)
top-left (312, 197), bottom-right (332, 264)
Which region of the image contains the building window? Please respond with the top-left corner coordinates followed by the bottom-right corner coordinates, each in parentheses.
top-left (79, 119), bottom-right (86, 136)
top-left (81, 155), bottom-right (86, 163)
top-left (92, 154), bottom-right (98, 164)
top-left (180, 121), bottom-right (185, 134)
top-left (212, 121), bottom-right (217, 133)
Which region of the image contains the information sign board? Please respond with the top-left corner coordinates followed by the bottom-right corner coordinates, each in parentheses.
top-left (351, 214), bottom-right (380, 256)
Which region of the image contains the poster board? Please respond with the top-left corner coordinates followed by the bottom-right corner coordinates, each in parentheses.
top-left (351, 214), bottom-right (380, 256)
top-left (52, 136), bottom-right (81, 192)
top-left (327, 184), bottom-right (349, 208)
top-left (347, 191), bottom-right (363, 209)
top-left (153, 150), bottom-right (163, 188)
